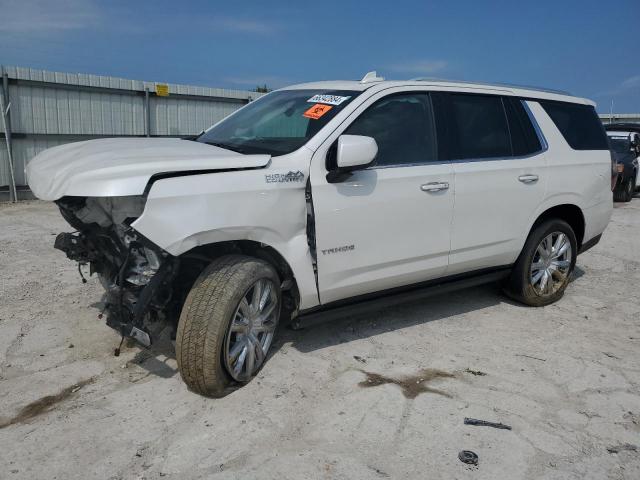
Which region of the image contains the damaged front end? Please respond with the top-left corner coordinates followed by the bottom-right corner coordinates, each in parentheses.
top-left (55, 196), bottom-right (178, 348)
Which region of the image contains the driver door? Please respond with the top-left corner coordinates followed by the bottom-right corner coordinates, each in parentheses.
top-left (309, 90), bottom-right (454, 304)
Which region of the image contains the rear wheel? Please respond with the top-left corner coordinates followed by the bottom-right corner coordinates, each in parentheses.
top-left (176, 255), bottom-right (281, 397)
top-left (505, 219), bottom-right (577, 307)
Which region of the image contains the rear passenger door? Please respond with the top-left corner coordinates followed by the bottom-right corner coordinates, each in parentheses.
top-left (432, 92), bottom-right (548, 274)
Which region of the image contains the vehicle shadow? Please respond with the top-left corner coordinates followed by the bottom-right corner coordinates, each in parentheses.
top-left (89, 296), bottom-right (179, 379)
top-left (276, 282), bottom-right (510, 354)
top-left (127, 330), bottom-right (178, 379)
top-left (572, 265), bottom-right (586, 282)
top-left (89, 272), bottom-right (586, 382)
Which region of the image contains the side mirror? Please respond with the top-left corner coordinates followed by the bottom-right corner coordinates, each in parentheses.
top-left (337, 135), bottom-right (378, 168)
top-left (327, 135), bottom-right (378, 183)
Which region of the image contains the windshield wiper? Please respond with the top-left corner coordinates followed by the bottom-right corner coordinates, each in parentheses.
top-left (203, 141), bottom-right (246, 154)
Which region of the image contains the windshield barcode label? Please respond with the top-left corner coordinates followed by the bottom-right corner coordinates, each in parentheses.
top-left (307, 95), bottom-right (351, 106)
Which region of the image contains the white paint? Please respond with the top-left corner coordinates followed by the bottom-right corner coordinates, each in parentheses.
top-left (336, 135), bottom-right (378, 169)
top-left (26, 79), bottom-right (613, 311)
top-left (26, 137), bottom-right (270, 201)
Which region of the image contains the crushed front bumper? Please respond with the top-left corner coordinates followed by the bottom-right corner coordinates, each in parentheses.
top-left (54, 231), bottom-right (178, 347)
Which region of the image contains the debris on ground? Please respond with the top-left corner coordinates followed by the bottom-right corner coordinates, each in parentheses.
top-left (464, 368), bottom-right (487, 376)
top-left (353, 355), bottom-right (366, 364)
top-left (464, 417), bottom-right (512, 430)
top-left (458, 450), bottom-right (479, 465)
top-left (607, 444), bottom-right (638, 454)
top-left (515, 354), bottom-right (546, 362)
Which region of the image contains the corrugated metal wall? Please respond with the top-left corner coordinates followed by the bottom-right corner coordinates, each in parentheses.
top-left (0, 65), bottom-right (263, 188)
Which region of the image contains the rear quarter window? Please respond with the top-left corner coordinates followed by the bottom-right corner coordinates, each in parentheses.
top-left (539, 101), bottom-right (608, 150)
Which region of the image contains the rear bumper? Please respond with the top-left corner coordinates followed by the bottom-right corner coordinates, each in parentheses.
top-left (582, 199), bottom-right (612, 247)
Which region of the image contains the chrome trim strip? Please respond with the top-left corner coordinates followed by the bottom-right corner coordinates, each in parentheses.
top-left (410, 78), bottom-right (572, 96)
top-left (369, 150), bottom-right (547, 170)
top-left (521, 99), bottom-right (549, 151)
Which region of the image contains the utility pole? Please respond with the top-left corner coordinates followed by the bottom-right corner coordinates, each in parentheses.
top-left (609, 99), bottom-right (614, 124)
top-left (1, 67), bottom-right (17, 202)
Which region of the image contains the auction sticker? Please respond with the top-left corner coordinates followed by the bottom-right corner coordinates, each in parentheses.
top-left (307, 94), bottom-right (350, 106)
top-left (303, 103), bottom-right (332, 120)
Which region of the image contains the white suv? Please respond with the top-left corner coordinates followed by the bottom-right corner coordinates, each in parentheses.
top-left (27, 73), bottom-right (613, 397)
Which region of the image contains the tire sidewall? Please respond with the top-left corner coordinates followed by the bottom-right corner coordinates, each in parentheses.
top-left (625, 178), bottom-right (634, 201)
top-left (176, 256), bottom-right (282, 397)
top-left (512, 219), bottom-right (577, 306)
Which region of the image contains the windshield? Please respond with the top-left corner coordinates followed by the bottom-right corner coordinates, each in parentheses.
top-left (197, 89), bottom-right (360, 156)
top-left (608, 136), bottom-right (630, 154)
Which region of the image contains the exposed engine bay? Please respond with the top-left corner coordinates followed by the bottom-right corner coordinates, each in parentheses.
top-left (53, 195), bottom-right (301, 351)
top-left (55, 196), bottom-right (179, 348)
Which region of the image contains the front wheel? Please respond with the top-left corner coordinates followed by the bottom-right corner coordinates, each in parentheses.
top-left (505, 219), bottom-right (577, 307)
top-left (176, 255), bottom-right (281, 397)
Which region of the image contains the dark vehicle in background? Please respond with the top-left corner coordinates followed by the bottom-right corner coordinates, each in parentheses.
top-left (605, 123), bottom-right (640, 202)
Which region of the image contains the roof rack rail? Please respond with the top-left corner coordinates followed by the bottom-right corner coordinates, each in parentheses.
top-left (410, 77), bottom-right (572, 96)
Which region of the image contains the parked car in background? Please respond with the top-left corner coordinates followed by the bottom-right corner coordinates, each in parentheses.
top-left (604, 123), bottom-right (640, 202)
top-left (26, 73), bottom-right (613, 397)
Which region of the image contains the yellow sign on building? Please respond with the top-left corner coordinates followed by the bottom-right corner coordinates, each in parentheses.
top-left (155, 84), bottom-right (169, 97)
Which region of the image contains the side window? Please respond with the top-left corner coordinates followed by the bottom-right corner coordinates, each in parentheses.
top-left (503, 97), bottom-right (543, 156)
top-left (539, 101), bottom-right (609, 150)
top-left (444, 93), bottom-right (511, 160)
top-left (344, 93), bottom-right (436, 166)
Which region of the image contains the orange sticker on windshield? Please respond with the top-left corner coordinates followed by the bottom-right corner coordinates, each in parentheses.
top-left (303, 103), bottom-right (332, 120)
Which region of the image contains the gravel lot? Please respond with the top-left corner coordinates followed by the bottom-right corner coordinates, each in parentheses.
top-left (1, 199), bottom-right (639, 480)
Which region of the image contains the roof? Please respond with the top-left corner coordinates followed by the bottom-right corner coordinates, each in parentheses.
top-left (282, 78), bottom-right (594, 106)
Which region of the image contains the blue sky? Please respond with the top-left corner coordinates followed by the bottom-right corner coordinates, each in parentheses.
top-left (1, 0), bottom-right (639, 112)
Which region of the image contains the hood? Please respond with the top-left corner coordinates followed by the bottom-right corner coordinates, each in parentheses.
top-left (26, 138), bottom-right (271, 201)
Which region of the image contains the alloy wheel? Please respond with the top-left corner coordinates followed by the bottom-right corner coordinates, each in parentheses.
top-left (223, 278), bottom-right (279, 381)
top-left (529, 232), bottom-right (572, 296)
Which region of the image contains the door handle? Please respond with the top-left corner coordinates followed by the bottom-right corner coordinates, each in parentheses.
top-left (421, 182), bottom-right (449, 192)
top-left (518, 174), bottom-right (539, 184)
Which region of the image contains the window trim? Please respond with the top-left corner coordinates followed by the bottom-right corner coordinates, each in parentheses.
top-left (536, 99), bottom-right (608, 151)
top-left (343, 91), bottom-right (441, 170)
top-left (434, 92), bottom-right (549, 163)
top-left (363, 96), bottom-right (549, 168)
top-left (521, 99), bottom-right (549, 153)
top-left (316, 88), bottom-right (550, 175)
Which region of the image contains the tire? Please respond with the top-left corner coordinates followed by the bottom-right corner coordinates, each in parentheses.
top-left (176, 255), bottom-right (281, 397)
top-left (614, 177), bottom-right (634, 202)
top-left (505, 219), bottom-right (577, 307)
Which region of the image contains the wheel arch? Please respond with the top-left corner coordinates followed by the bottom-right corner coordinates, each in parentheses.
top-left (176, 239), bottom-right (301, 315)
top-left (530, 204), bottom-right (585, 249)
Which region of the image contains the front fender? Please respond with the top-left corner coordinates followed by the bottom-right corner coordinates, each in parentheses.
top-left (131, 166), bottom-right (320, 309)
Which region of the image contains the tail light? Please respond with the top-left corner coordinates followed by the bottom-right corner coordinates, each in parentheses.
top-left (610, 151), bottom-right (618, 191)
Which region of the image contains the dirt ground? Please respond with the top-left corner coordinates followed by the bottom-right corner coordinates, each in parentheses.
top-left (1, 199), bottom-right (639, 480)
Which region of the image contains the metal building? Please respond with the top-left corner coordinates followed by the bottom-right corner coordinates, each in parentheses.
top-left (599, 113), bottom-right (640, 124)
top-left (0, 65), bottom-right (263, 200)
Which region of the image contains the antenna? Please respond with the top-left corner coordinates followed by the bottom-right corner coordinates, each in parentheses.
top-left (360, 71), bottom-right (385, 84)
